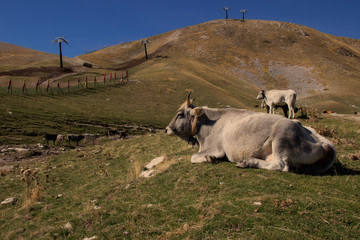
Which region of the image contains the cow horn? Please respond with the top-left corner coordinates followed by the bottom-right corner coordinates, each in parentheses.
top-left (186, 92), bottom-right (192, 107)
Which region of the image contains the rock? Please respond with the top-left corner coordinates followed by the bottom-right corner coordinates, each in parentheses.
top-left (0, 165), bottom-right (14, 173)
top-left (63, 222), bottom-right (72, 230)
top-left (83, 236), bottom-right (97, 240)
top-left (36, 143), bottom-right (47, 150)
top-left (83, 62), bottom-right (93, 68)
top-left (140, 169), bottom-right (156, 178)
top-left (253, 201), bottom-right (262, 206)
top-left (9, 147), bottom-right (29, 152)
top-left (145, 156), bottom-right (164, 169)
top-left (1, 197), bottom-right (15, 205)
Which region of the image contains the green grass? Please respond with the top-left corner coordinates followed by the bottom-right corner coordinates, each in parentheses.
top-left (1, 121), bottom-right (360, 239)
top-left (0, 57), bottom-right (260, 145)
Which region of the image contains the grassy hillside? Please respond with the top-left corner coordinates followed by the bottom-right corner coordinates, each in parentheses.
top-left (1, 20), bottom-right (360, 145)
top-left (0, 42), bottom-right (79, 71)
top-left (79, 19), bottom-right (360, 113)
top-left (1, 116), bottom-right (360, 239)
top-left (0, 42), bottom-right (82, 87)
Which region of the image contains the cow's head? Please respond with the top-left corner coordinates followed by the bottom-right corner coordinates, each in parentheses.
top-left (256, 90), bottom-right (266, 100)
top-left (165, 92), bottom-right (202, 142)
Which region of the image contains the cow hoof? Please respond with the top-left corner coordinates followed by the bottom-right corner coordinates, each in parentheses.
top-left (236, 162), bottom-right (248, 168)
top-left (205, 155), bottom-right (219, 164)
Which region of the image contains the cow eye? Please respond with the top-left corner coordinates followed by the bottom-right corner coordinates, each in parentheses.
top-left (177, 112), bottom-right (184, 119)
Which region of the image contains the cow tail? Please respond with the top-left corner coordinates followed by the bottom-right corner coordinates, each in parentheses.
top-left (308, 144), bottom-right (336, 174)
top-left (321, 144), bottom-right (336, 173)
top-left (297, 143), bottom-right (336, 174)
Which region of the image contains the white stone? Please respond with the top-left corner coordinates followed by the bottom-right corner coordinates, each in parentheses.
top-left (1, 197), bottom-right (15, 205)
top-left (253, 201), bottom-right (262, 206)
top-left (145, 156), bottom-right (164, 169)
top-left (83, 236), bottom-right (97, 240)
top-left (140, 170), bottom-right (156, 178)
top-left (63, 222), bottom-right (72, 230)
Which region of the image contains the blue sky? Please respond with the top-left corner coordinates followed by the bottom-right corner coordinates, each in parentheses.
top-left (1, 0), bottom-right (359, 58)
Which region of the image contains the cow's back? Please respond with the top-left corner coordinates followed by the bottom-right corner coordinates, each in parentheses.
top-left (218, 111), bottom-right (284, 161)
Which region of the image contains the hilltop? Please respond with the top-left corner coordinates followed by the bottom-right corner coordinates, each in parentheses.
top-left (78, 19), bottom-right (360, 112)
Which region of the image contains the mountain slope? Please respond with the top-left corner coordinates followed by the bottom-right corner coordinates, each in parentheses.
top-left (78, 19), bottom-right (360, 113)
top-left (0, 42), bottom-right (80, 71)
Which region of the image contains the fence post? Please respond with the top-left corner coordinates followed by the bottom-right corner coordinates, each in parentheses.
top-left (46, 80), bottom-right (53, 94)
top-left (114, 72), bottom-right (117, 81)
top-left (67, 79), bottom-right (70, 93)
top-left (109, 73), bottom-right (112, 83)
top-left (94, 76), bottom-right (97, 87)
top-left (58, 80), bottom-right (63, 93)
top-left (85, 76), bottom-right (88, 88)
top-left (35, 79), bottom-right (42, 95)
top-left (126, 70), bottom-right (129, 81)
top-left (35, 80), bottom-right (39, 94)
top-left (46, 80), bottom-right (49, 92)
top-left (103, 73), bottom-right (106, 84)
top-left (78, 77), bottom-right (80, 89)
top-left (22, 80), bottom-right (27, 95)
top-left (8, 79), bottom-right (12, 94)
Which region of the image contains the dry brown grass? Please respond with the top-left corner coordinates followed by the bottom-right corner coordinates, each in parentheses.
top-left (20, 168), bottom-right (42, 208)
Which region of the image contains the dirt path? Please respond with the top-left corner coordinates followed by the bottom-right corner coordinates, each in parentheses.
top-left (329, 113), bottom-right (360, 122)
top-left (40, 66), bottom-right (87, 86)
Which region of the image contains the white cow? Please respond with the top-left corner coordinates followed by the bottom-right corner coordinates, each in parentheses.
top-left (257, 89), bottom-right (297, 119)
top-left (165, 93), bottom-right (336, 174)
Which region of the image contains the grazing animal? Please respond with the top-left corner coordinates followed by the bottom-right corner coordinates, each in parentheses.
top-left (83, 134), bottom-right (98, 145)
top-left (257, 89), bottom-right (297, 119)
top-left (261, 99), bottom-right (299, 118)
top-left (56, 134), bottom-right (66, 146)
top-left (67, 134), bottom-right (85, 146)
top-left (165, 93), bottom-right (336, 174)
top-left (44, 133), bottom-right (58, 145)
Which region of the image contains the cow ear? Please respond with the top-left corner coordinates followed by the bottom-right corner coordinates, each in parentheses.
top-left (191, 107), bottom-right (204, 117)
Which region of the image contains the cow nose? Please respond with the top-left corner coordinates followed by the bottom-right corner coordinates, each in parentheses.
top-left (165, 127), bottom-right (174, 135)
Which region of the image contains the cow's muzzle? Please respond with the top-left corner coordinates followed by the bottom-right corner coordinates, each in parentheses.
top-left (165, 127), bottom-right (175, 135)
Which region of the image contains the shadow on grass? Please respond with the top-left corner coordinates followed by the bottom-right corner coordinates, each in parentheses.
top-left (294, 159), bottom-right (360, 176)
top-left (326, 160), bottom-right (360, 176)
top-left (212, 156), bottom-right (360, 176)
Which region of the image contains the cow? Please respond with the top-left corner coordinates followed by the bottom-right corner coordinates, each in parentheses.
top-left (67, 134), bottom-right (85, 146)
top-left (83, 134), bottom-right (98, 145)
top-left (261, 99), bottom-right (299, 118)
top-left (56, 134), bottom-right (66, 146)
top-left (44, 133), bottom-right (58, 145)
top-left (165, 93), bottom-right (336, 174)
top-left (257, 89), bottom-right (297, 119)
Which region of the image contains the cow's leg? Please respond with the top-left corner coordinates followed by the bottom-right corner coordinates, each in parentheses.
top-left (287, 103), bottom-right (293, 119)
top-left (290, 106), bottom-right (295, 119)
top-left (236, 156), bottom-right (290, 172)
top-left (191, 148), bottom-right (225, 164)
top-left (270, 103), bottom-right (276, 115)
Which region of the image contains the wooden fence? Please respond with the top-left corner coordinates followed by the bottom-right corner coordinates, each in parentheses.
top-left (6, 70), bottom-right (129, 95)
